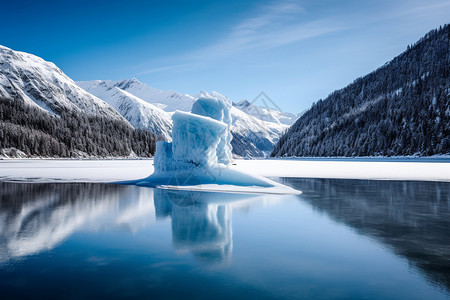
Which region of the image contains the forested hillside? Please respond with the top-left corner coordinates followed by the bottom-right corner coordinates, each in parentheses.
top-left (0, 97), bottom-right (157, 158)
top-left (272, 25), bottom-right (450, 157)
top-left (0, 45), bottom-right (158, 158)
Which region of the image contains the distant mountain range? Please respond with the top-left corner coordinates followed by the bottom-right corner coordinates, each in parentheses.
top-left (0, 45), bottom-right (298, 158)
top-left (233, 99), bottom-right (301, 126)
top-left (77, 80), bottom-right (295, 157)
top-left (272, 24), bottom-right (450, 157)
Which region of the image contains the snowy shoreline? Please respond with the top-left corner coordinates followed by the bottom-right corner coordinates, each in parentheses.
top-left (0, 159), bottom-right (448, 183)
top-left (2, 155), bottom-right (448, 161)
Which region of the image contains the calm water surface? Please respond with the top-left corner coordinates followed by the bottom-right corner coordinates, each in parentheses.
top-left (0, 179), bottom-right (449, 299)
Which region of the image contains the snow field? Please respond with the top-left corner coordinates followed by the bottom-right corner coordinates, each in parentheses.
top-left (0, 159), bottom-right (448, 183)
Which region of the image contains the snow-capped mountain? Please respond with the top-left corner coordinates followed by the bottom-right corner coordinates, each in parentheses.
top-left (0, 45), bottom-right (124, 121)
top-left (77, 80), bottom-right (172, 140)
top-left (0, 46), bottom-right (159, 158)
top-left (233, 99), bottom-right (300, 126)
top-left (0, 44), bottom-right (296, 157)
top-left (109, 78), bottom-right (195, 112)
top-left (230, 105), bottom-right (287, 157)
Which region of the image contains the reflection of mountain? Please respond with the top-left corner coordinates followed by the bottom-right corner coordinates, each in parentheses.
top-left (0, 182), bottom-right (277, 266)
top-left (283, 178), bottom-right (450, 293)
top-left (0, 183), bottom-right (118, 261)
top-left (0, 183), bottom-right (156, 262)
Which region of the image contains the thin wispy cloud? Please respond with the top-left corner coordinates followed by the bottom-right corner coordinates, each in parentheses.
top-left (137, 63), bottom-right (195, 75)
top-left (356, 0), bottom-right (450, 25)
top-left (134, 0), bottom-right (449, 112)
top-left (186, 1), bottom-right (346, 60)
top-left (139, 0), bottom-right (346, 74)
top-left (233, 1), bottom-right (305, 32)
top-left (388, 0), bottom-right (450, 19)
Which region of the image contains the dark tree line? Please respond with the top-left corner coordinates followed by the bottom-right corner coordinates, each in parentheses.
top-left (272, 24), bottom-right (450, 157)
top-left (0, 97), bottom-right (157, 158)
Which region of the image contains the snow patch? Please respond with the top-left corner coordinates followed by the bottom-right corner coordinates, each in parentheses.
top-left (0, 148), bottom-right (27, 159)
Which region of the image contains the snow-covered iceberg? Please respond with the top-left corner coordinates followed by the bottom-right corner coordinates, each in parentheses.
top-left (129, 96), bottom-right (300, 195)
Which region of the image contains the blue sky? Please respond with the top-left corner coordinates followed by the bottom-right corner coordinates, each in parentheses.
top-left (2, 0), bottom-right (449, 112)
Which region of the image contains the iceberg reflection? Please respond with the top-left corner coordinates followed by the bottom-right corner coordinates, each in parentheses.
top-left (155, 189), bottom-right (235, 265)
top-left (0, 182), bottom-right (283, 265)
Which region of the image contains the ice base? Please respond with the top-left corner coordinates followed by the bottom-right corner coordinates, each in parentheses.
top-left (130, 165), bottom-right (301, 195)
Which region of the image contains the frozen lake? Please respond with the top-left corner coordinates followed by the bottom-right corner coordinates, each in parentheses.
top-left (0, 178), bottom-right (449, 299)
top-left (0, 158), bottom-right (449, 182)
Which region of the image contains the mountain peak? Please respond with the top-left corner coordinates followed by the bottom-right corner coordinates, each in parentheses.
top-left (0, 46), bottom-right (124, 121)
top-left (235, 100), bottom-right (251, 108)
top-left (116, 78), bottom-right (142, 90)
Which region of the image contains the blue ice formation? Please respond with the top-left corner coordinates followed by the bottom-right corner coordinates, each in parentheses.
top-left (191, 97), bottom-right (233, 165)
top-left (130, 96), bottom-right (300, 195)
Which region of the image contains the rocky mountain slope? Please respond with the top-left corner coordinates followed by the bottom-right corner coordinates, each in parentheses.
top-left (77, 80), bottom-right (173, 140)
top-left (0, 45), bottom-right (123, 120)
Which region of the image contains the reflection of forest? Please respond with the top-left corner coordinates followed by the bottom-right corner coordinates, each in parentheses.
top-left (283, 178), bottom-right (450, 293)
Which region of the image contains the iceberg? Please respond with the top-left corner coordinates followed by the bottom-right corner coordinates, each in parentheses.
top-left (191, 96), bottom-right (233, 165)
top-left (128, 96), bottom-right (300, 195)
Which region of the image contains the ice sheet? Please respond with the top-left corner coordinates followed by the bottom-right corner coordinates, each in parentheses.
top-left (0, 159), bottom-right (448, 183)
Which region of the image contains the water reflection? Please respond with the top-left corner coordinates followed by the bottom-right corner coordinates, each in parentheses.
top-left (155, 190), bottom-right (235, 265)
top-left (0, 182), bottom-right (278, 265)
top-left (282, 178), bottom-right (450, 293)
top-left (0, 183), bottom-right (137, 261)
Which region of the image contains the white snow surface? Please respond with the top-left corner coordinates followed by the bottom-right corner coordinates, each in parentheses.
top-left (0, 159), bottom-right (448, 183)
top-left (0, 45), bottom-right (124, 121)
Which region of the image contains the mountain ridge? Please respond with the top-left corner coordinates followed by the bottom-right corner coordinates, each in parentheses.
top-left (77, 80), bottom-right (173, 140)
top-left (78, 80), bottom-right (295, 157)
top-left (0, 46), bottom-right (158, 158)
top-left (0, 45), bottom-right (125, 121)
top-left (272, 24), bottom-right (450, 157)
